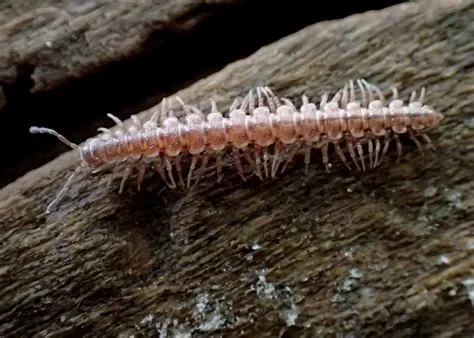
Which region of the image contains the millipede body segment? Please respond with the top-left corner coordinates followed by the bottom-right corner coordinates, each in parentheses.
top-left (30, 79), bottom-right (444, 213)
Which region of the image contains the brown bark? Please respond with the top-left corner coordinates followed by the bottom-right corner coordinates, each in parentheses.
top-left (2, 0), bottom-right (383, 189)
top-left (0, 0), bottom-right (247, 187)
top-left (1, 0), bottom-right (474, 336)
top-left (0, 0), bottom-right (226, 92)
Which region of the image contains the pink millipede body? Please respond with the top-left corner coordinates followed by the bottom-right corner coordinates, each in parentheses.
top-left (30, 78), bottom-right (444, 213)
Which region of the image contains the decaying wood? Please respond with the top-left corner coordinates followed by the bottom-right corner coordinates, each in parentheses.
top-left (0, 0), bottom-right (251, 188)
top-left (0, 0), bottom-right (237, 92)
top-left (1, 0), bottom-right (474, 336)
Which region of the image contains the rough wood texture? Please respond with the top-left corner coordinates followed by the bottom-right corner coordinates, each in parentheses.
top-left (0, 0), bottom-right (232, 92)
top-left (2, 0), bottom-right (474, 336)
top-left (0, 0), bottom-right (248, 188)
top-left (3, 0), bottom-right (394, 189)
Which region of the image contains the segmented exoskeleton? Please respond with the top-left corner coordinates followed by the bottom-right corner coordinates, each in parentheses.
top-left (30, 79), bottom-right (444, 213)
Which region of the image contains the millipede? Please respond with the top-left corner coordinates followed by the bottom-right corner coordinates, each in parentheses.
top-left (30, 78), bottom-right (444, 214)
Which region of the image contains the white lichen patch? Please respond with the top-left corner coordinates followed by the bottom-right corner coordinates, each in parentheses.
top-left (437, 255), bottom-right (450, 265)
top-left (254, 271), bottom-right (278, 300)
top-left (193, 293), bottom-right (227, 332)
top-left (130, 270), bottom-right (303, 336)
top-left (280, 302), bottom-right (299, 326)
top-left (445, 190), bottom-right (466, 210)
top-left (155, 318), bottom-right (192, 338)
top-left (338, 268), bottom-right (363, 293)
top-left (198, 312), bottom-right (225, 332)
top-left (279, 287), bottom-right (300, 327)
top-left (349, 268), bottom-right (363, 279)
top-left (461, 277), bottom-right (474, 306)
top-left (140, 314), bottom-right (154, 325)
top-left (423, 186), bottom-right (438, 198)
top-left (466, 238), bottom-right (474, 250)
top-left (132, 292), bottom-right (233, 337)
top-left (195, 293), bottom-right (209, 315)
top-left (250, 270), bottom-right (300, 326)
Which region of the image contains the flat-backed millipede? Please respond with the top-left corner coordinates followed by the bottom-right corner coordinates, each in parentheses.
top-left (30, 78), bottom-right (444, 213)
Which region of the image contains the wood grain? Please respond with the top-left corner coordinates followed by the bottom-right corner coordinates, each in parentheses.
top-left (1, 0), bottom-right (474, 336)
top-left (0, 0), bottom-right (226, 92)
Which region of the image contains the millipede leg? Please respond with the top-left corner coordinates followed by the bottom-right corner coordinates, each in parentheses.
top-left (210, 98), bottom-right (219, 114)
top-left (362, 79), bottom-right (385, 104)
top-left (391, 87), bottom-right (399, 101)
top-left (356, 141), bottom-right (366, 172)
top-left (303, 142), bottom-right (312, 175)
top-left (160, 98), bottom-right (168, 124)
top-left (136, 164), bottom-right (146, 191)
top-left (349, 80), bottom-right (356, 103)
top-left (263, 86), bottom-right (281, 108)
top-left (45, 166), bottom-right (82, 214)
top-left (248, 88), bottom-right (255, 113)
top-left (347, 139), bottom-right (361, 171)
top-left (229, 97), bottom-right (242, 113)
top-left (321, 141), bottom-right (330, 173)
top-left (107, 164), bottom-right (118, 187)
top-left (239, 89), bottom-right (250, 111)
top-left (194, 153), bottom-right (210, 187)
top-left (379, 133), bottom-right (391, 166)
top-left (263, 87), bottom-right (277, 113)
top-left (330, 89), bottom-right (342, 104)
top-left (368, 139), bottom-right (374, 169)
top-left (419, 132), bottom-right (436, 152)
top-left (253, 146), bottom-right (263, 180)
top-left (119, 165), bottom-right (132, 194)
top-left (281, 140), bottom-right (302, 174)
top-left (302, 95), bottom-right (309, 105)
top-left (374, 138), bottom-right (381, 168)
top-left (98, 127), bottom-right (112, 135)
top-left (419, 87), bottom-right (426, 105)
top-left (164, 157), bottom-right (177, 189)
top-left (281, 98), bottom-right (297, 111)
top-left (147, 105), bottom-right (161, 125)
top-left (363, 80), bottom-right (374, 102)
top-left (394, 133), bottom-right (403, 164)
top-left (131, 115), bottom-right (141, 128)
top-left (232, 148), bottom-right (246, 181)
top-left (243, 150), bottom-right (257, 174)
top-left (408, 129), bottom-right (424, 156)
top-left (216, 152), bottom-right (223, 183)
top-left (341, 82), bottom-right (349, 108)
top-left (357, 79), bottom-right (368, 108)
top-left (187, 155), bottom-right (199, 188)
top-left (262, 147), bottom-right (270, 179)
top-left (107, 113), bottom-right (124, 128)
top-left (174, 155), bottom-right (185, 187)
top-left (271, 141), bottom-right (284, 178)
top-left (320, 92), bottom-right (328, 110)
top-left (154, 157), bottom-right (173, 189)
top-left (175, 96), bottom-right (191, 115)
top-left (256, 87), bottom-right (264, 107)
top-left (334, 141), bottom-right (351, 171)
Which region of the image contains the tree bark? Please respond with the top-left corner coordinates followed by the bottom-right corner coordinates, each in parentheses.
top-left (0, 0), bottom-right (248, 188)
top-left (1, 0), bottom-right (402, 188)
top-left (1, 0), bottom-right (474, 336)
top-left (0, 0), bottom-right (230, 92)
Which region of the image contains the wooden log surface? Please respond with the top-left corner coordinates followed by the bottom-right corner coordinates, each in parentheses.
top-left (0, 0), bottom-right (257, 188)
top-left (2, 0), bottom-right (474, 336)
top-left (0, 0), bottom-right (236, 92)
top-left (1, 0), bottom-right (396, 189)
